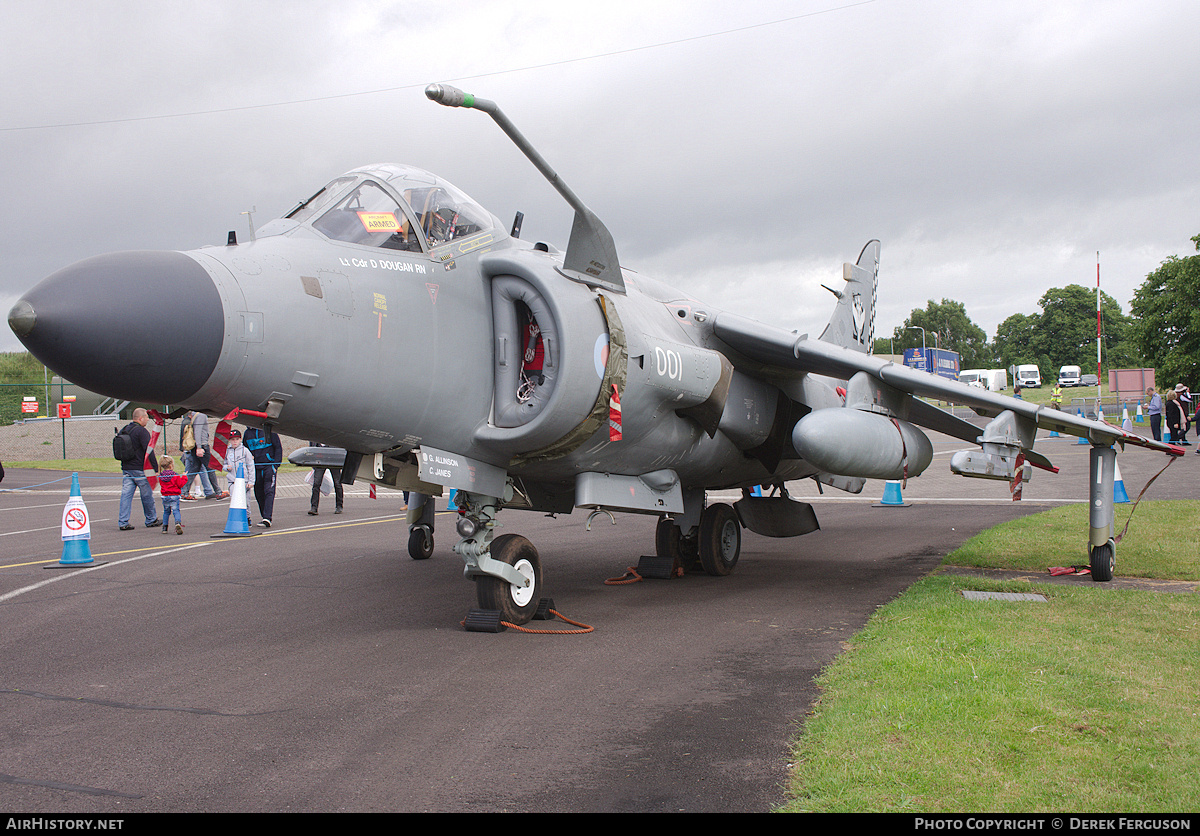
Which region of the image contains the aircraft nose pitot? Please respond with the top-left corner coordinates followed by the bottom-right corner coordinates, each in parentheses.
top-left (9, 251), bottom-right (225, 405)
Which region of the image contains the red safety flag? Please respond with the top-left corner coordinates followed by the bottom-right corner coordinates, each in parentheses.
top-left (145, 417), bottom-right (162, 491)
top-left (1011, 452), bottom-right (1025, 501)
top-left (608, 384), bottom-right (622, 442)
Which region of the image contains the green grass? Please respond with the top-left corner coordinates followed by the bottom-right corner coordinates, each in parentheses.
top-left (782, 502), bottom-right (1200, 813)
top-left (4, 457), bottom-right (120, 472)
top-left (948, 501), bottom-right (1200, 580)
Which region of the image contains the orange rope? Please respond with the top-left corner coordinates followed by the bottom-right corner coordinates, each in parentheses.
top-left (1115, 454), bottom-right (1177, 544)
top-left (605, 567), bottom-right (643, 585)
top-left (504, 609), bottom-right (595, 635)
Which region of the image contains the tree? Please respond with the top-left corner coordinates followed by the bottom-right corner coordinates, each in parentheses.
top-left (1130, 234), bottom-right (1200, 387)
top-left (889, 299), bottom-right (991, 368)
top-left (993, 312), bottom-right (1039, 367)
top-left (991, 285), bottom-right (1140, 376)
top-left (1038, 285), bottom-right (1137, 373)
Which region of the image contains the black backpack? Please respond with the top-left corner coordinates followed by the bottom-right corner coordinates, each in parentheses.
top-left (113, 423), bottom-right (137, 462)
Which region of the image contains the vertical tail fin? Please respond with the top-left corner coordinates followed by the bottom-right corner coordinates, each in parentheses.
top-left (818, 240), bottom-right (879, 354)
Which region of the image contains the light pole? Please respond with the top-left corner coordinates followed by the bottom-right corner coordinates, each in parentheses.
top-left (908, 326), bottom-right (927, 373)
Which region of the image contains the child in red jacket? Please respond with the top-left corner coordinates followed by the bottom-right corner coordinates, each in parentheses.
top-left (158, 455), bottom-right (188, 534)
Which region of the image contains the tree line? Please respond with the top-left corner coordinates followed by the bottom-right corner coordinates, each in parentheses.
top-left (872, 234), bottom-right (1200, 382)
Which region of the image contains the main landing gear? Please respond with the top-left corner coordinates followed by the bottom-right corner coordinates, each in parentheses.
top-left (655, 500), bottom-right (742, 577)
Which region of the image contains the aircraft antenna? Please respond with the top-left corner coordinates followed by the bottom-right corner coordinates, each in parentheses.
top-left (426, 83), bottom-right (625, 294)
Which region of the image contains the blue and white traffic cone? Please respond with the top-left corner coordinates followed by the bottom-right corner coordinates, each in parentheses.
top-left (212, 463), bottom-right (255, 537)
top-left (875, 480), bottom-right (910, 507)
top-left (1135, 402), bottom-right (1144, 424)
top-left (1077, 410), bottom-right (1088, 444)
top-left (59, 472), bottom-right (93, 565)
top-left (1113, 460), bottom-right (1130, 504)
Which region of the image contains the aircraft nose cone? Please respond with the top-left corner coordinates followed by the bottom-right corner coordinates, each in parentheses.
top-left (10, 251), bottom-right (224, 404)
top-left (7, 299), bottom-right (36, 338)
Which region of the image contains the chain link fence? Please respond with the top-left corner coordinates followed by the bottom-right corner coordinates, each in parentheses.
top-left (0, 413), bottom-right (308, 465)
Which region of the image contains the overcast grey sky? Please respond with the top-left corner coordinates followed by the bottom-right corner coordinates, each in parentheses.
top-left (2, 0), bottom-right (1197, 354)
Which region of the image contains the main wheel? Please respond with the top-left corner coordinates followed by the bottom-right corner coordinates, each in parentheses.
top-left (1090, 540), bottom-right (1115, 582)
top-left (408, 525), bottom-right (433, 560)
top-left (476, 534), bottom-right (542, 624)
top-left (698, 502), bottom-right (741, 576)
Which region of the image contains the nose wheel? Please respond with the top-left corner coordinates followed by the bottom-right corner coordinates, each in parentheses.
top-left (474, 534), bottom-right (543, 624)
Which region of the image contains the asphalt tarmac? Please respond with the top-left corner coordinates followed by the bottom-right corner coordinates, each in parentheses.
top-left (1, 425), bottom-right (1196, 813)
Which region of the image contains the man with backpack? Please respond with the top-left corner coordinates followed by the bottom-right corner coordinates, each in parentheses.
top-left (115, 408), bottom-right (160, 530)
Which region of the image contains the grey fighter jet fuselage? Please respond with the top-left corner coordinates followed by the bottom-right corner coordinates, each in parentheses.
top-left (9, 85), bottom-right (1183, 626)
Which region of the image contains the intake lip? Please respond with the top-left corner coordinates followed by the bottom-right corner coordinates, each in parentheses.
top-left (10, 250), bottom-right (224, 405)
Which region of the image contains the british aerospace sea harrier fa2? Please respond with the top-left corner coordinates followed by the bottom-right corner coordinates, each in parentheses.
top-left (8, 84), bottom-right (1183, 625)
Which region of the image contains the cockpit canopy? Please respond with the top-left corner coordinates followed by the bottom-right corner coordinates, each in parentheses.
top-left (276, 164), bottom-right (501, 253)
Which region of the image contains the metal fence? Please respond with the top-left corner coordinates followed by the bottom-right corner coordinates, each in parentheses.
top-left (0, 381), bottom-right (72, 427)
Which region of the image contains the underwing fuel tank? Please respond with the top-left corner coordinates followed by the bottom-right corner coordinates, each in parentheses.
top-left (791, 408), bottom-right (933, 481)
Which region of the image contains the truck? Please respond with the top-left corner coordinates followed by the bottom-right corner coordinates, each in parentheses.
top-left (1015, 364), bottom-right (1041, 388)
top-left (1059, 365), bottom-right (1082, 387)
top-left (903, 347), bottom-right (961, 381)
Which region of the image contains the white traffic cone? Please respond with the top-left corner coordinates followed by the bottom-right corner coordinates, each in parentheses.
top-left (1114, 461), bottom-right (1130, 504)
top-left (212, 462), bottom-right (257, 538)
top-left (59, 472), bottom-right (94, 565)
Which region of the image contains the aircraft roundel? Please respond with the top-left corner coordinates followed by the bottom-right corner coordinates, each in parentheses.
top-left (594, 334), bottom-right (609, 379)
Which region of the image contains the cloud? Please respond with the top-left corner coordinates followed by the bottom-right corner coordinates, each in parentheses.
top-left (2, 0), bottom-right (1198, 355)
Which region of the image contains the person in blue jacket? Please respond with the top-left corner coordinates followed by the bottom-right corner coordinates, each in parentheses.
top-left (244, 426), bottom-right (282, 528)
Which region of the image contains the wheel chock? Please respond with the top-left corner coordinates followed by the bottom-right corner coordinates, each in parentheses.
top-left (636, 555), bottom-right (676, 579)
top-left (533, 598), bottom-right (556, 620)
top-left (463, 608), bottom-right (506, 632)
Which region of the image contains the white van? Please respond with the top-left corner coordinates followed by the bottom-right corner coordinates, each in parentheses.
top-left (1016, 365), bottom-right (1041, 388)
top-left (984, 369), bottom-right (1008, 391)
top-left (959, 369), bottom-right (986, 389)
top-left (1059, 365), bottom-right (1081, 387)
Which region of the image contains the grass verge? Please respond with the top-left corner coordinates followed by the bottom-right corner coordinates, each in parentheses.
top-left (782, 502), bottom-right (1200, 813)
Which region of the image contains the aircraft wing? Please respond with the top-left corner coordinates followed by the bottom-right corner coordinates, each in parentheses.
top-left (711, 310), bottom-right (1183, 456)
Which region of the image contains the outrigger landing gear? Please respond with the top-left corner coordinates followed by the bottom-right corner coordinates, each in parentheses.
top-left (453, 485), bottom-right (544, 625)
top-left (1088, 445), bottom-right (1117, 582)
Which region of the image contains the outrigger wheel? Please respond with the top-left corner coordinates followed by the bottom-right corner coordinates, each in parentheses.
top-left (475, 534), bottom-right (543, 624)
top-left (1090, 539), bottom-right (1115, 583)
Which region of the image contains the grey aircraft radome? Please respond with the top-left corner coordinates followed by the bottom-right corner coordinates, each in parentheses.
top-left (8, 85), bottom-right (1184, 626)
